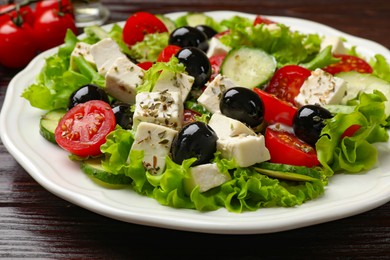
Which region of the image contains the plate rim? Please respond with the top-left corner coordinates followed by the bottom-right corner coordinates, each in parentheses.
top-left (1, 10), bottom-right (390, 235)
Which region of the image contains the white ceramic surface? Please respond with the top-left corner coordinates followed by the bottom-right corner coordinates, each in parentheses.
top-left (1, 11), bottom-right (390, 234)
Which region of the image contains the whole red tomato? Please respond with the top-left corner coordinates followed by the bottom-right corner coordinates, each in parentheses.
top-left (0, 4), bottom-right (35, 26)
top-left (34, 0), bottom-right (74, 18)
top-left (33, 8), bottom-right (77, 51)
top-left (0, 18), bottom-right (37, 68)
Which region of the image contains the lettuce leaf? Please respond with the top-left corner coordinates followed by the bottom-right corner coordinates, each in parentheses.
top-left (128, 32), bottom-right (169, 62)
top-left (219, 22), bottom-right (321, 66)
top-left (316, 91), bottom-right (389, 174)
top-left (136, 56), bottom-right (186, 93)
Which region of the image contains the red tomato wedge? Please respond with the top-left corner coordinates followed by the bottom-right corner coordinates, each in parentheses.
top-left (264, 65), bottom-right (311, 105)
top-left (55, 100), bottom-right (116, 157)
top-left (265, 126), bottom-right (320, 167)
top-left (137, 61), bottom-right (154, 70)
top-left (123, 11), bottom-right (168, 47)
top-left (253, 88), bottom-right (297, 126)
top-left (183, 109), bottom-right (201, 125)
top-left (157, 45), bottom-right (181, 62)
top-left (322, 54), bottom-right (373, 75)
top-left (253, 15), bottom-right (275, 25)
top-left (209, 54), bottom-right (226, 81)
top-left (340, 124), bottom-right (361, 139)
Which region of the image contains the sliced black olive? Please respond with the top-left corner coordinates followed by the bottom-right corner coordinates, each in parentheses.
top-left (175, 47), bottom-right (211, 88)
top-left (293, 104), bottom-right (333, 146)
top-left (171, 121), bottom-right (217, 166)
top-left (111, 103), bottom-right (133, 130)
top-left (220, 87), bottom-right (264, 127)
top-left (68, 84), bottom-right (109, 110)
top-left (169, 26), bottom-right (209, 52)
top-left (195, 25), bottom-right (217, 39)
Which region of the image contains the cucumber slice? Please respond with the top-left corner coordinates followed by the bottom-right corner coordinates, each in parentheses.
top-left (185, 13), bottom-right (210, 27)
top-left (221, 47), bottom-right (277, 89)
top-left (156, 14), bottom-right (176, 33)
top-left (254, 162), bottom-right (322, 182)
top-left (81, 158), bottom-right (132, 186)
top-left (337, 71), bottom-right (390, 116)
top-left (39, 109), bottom-right (66, 144)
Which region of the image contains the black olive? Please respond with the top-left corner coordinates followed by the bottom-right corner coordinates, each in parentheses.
top-left (171, 121), bottom-right (217, 166)
top-left (195, 25), bottom-right (217, 39)
top-left (220, 87), bottom-right (265, 127)
top-left (68, 84), bottom-right (109, 110)
top-left (169, 26), bottom-right (209, 52)
top-left (111, 103), bottom-right (133, 130)
top-left (176, 47), bottom-right (211, 88)
top-left (293, 104), bottom-right (333, 146)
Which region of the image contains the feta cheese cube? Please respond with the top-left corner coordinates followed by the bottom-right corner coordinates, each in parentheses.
top-left (197, 74), bottom-right (237, 114)
top-left (206, 37), bottom-right (231, 57)
top-left (90, 38), bottom-right (127, 76)
top-left (185, 163), bottom-right (231, 193)
top-left (131, 122), bottom-right (178, 175)
top-left (105, 57), bottom-right (144, 104)
top-left (208, 112), bottom-right (255, 139)
top-left (320, 36), bottom-right (348, 54)
top-left (152, 70), bottom-right (194, 101)
top-left (133, 91), bottom-right (183, 130)
top-left (217, 134), bottom-right (270, 167)
top-left (70, 42), bottom-right (95, 70)
top-left (294, 68), bottom-right (347, 106)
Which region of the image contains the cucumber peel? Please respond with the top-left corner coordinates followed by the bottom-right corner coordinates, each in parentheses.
top-left (253, 162), bottom-right (322, 182)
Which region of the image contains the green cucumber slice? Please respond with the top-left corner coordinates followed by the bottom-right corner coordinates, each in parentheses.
top-left (221, 47), bottom-right (277, 89)
top-left (39, 109), bottom-right (66, 144)
top-left (337, 71), bottom-right (390, 116)
top-left (81, 158), bottom-right (132, 186)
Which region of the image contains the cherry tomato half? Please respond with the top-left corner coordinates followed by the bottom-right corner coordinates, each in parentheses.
top-left (264, 65), bottom-right (311, 105)
top-left (54, 100), bottom-right (116, 157)
top-left (253, 88), bottom-right (297, 126)
top-left (157, 45), bottom-right (181, 62)
top-left (265, 126), bottom-right (320, 167)
top-left (123, 12), bottom-right (168, 47)
top-left (322, 54), bottom-right (373, 75)
top-left (33, 8), bottom-right (77, 51)
top-left (0, 19), bottom-right (37, 68)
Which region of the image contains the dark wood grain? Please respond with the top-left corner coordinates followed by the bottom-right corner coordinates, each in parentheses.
top-left (1, 0), bottom-right (389, 258)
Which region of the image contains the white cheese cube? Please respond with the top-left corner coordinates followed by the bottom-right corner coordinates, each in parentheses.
top-left (197, 74), bottom-right (237, 114)
top-left (105, 57), bottom-right (144, 104)
top-left (217, 134), bottom-right (270, 167)
top-left (70, 42), bottom-right (95, 70)
top-left (131, 122), bottom-right (177, 175)
top-left (208, 112), bottom-right (255, 139)
top-left (185, 163), bottom-right (231, 193)
top-left (294, 68), bottom-right (347, 107)
top-left (90, 38), bottom-right (127, 76)
top-left (133, 91), bottom-right (183, 130)
top-left (206, 37), bottom-right (231, 58)
top-left (152, 70), bottom-right (194, 101)
top-left (320, 36), bottom-right (348, 54)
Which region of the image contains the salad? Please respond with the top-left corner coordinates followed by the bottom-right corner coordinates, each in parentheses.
top-left (21, 11), bottom-right (390, 213)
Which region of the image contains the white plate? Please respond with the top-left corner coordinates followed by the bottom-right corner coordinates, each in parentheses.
top-left (1, 11), bottom-right (390, 235)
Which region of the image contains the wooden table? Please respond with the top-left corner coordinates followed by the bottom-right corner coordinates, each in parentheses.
top-left (1, 0), bottom-right (389, 258)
